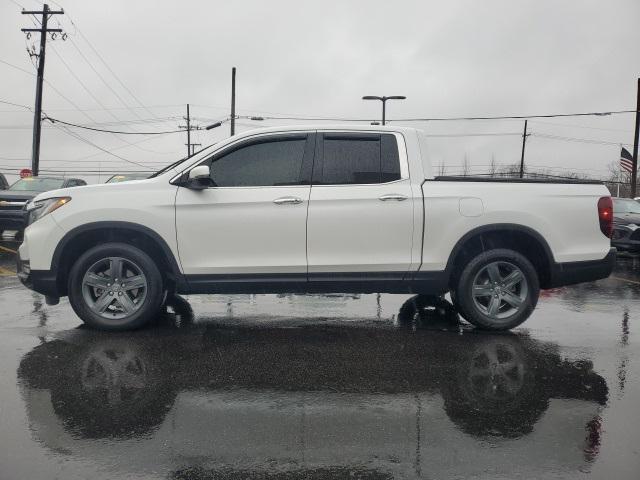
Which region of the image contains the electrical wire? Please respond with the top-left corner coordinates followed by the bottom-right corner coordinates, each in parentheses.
top-left (254, 110), bottom-right (637, 122)
top-left (72, 19), bottom-right (165, 121)
top-left (0, 99), bottom-right (31, 110)
top-left (531, 133), bottom-right (633, 147)
top-left (43, 116), bottom-right (185, 134)
top-left (48, 122), bottom-right (149, 168)
top-left (529, 119), bottom-right (634, 133)
top-left (67, 37), bottom-right (150, 123)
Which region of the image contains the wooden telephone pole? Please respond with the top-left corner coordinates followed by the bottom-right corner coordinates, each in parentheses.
top-left (230, 67), bottom-right (236, 136)
top-left (519, 120), bottom-right (529, 179)
top-left (21, 4), bottom-right (64, 176)
top-left (179, 104), bottom-right (201, 157)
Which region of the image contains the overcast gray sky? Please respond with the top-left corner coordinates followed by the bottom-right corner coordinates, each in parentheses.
top-left (1, 0), bottom-right (639, 182)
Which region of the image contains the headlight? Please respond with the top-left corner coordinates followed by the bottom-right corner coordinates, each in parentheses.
top-left (26, 197), bottom-right (71, 225)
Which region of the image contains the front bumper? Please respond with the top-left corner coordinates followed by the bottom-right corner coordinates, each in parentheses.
top-left (547, 247), bottom-right (616, 288)
top-left (0, 209), bottom-right (26, 231)
top-left (611, 224), bottom-right (640, 253)
top-left (17, 215), bottom-right (66, 299)
top-left (17, 257), bottom-right (61, 298)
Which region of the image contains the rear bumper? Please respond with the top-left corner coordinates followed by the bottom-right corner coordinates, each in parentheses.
top-left (0, 209), bottom-right (26, 230)
top-left (546, 247), bottom-right (616, 288)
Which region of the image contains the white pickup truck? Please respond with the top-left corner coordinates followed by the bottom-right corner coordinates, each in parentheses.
top-left (17, 125), bottom-right (615, 331)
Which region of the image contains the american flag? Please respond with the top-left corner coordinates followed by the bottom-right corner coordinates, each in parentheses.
top-left (620, 147), bottom-right (634, 173)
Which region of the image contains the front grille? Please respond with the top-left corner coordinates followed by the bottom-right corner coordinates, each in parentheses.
top-left (612, 228), bottom-right (627, 240)
top-left (0, 199), bottom-right (27, 211)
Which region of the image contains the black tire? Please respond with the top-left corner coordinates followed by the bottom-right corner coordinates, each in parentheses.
top-left (68, 242), bottom-right (164, 331)
top-left (453, 248), bottom-right (539, 331)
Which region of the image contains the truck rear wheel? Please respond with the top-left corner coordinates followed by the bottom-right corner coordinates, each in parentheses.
top-left (453, 248), bottom-right (539, 330)
top-left (68, 242), bottom-right (164, 331)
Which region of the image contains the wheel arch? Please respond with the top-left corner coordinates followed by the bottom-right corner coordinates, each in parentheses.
top-left (52, 221), bottom-right (185, 296)
top-left (444, 223), bottom-right (555, 289)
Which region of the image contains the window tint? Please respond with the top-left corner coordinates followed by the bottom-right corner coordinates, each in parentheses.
top-left (381, 134), bottom-right (401, 182)
top-left (209, 138), bottom-right (307, 187)
top-left (318, 134), bottom-right (401, 185)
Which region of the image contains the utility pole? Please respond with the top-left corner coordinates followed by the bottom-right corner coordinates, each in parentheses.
top-left (186, 104), bottom-right (191, 157)
top-left (631, 78), bottom-right (640, 197)
top-left (179, 104), bottom-right (201, 157)
top-left (21, 4), bottom-right (64, 177)
top-left (230, 67), bottom-right (236, 136)
top-left (519, 120), bottom-right (529, 178)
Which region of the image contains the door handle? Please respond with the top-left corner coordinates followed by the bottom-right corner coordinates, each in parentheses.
top-left (273, 196), bottom-right (303, 205)
top-left (378, 194), bottom-right (408, 201)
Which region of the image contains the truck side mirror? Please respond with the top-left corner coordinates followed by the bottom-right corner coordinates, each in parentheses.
top-left (186, 165), bottom-right (214, 190)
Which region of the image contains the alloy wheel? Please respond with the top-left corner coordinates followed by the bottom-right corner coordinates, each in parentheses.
top-left (81, 257), bottom-right (148, 320)
top-left (472, 261), bottom-right (528, 320)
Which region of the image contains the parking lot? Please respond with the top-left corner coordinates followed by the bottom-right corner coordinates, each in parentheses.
top-left (0, 239), bottom-right (639, 479)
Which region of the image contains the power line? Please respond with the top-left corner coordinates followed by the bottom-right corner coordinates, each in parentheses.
top-left (44, 45), bottom-right (179, 153)
top-left (255, 109), bottom-right (637, 122)
top-left (0, 99), bottom-right (31, 110)
top-left (529, 119), bottom-right (634, 133)
top-left (531, 133), bottom-right (634, 147)
top-left (49, 43), bottom-right (138, 128)
top-left (27, 0), bottom-right (160, 122)
top-left (0, 57), bottom-right (117, 125)
top-left (74, 25), bottom-right (163, 120)
top-left (67, 36), bottom-right (149, 123)
top-left (43, 116), bottom-right (185, 134)
top-left (421, 132), bottom-right (522, 138)
top-left (48, 121), bottom-right (149, 168)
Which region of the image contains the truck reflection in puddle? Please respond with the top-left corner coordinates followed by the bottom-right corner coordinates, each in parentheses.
top-left (17, 296), bottom-right (608, 479)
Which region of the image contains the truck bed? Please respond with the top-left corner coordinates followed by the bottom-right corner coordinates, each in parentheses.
top-left (432, 176), bottom-right (603, 185)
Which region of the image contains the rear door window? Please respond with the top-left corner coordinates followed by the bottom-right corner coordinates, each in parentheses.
top-left (315, 133), bottom-right (401, 185)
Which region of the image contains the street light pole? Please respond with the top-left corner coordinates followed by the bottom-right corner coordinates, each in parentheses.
top-left (362, 95), bottom-right (406, 125)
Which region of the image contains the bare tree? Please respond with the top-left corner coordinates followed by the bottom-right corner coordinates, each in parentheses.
top-left (604, 160), bottom-right (630, 197)
top-left (489, 154), bottom-right (497, 176)
top-left (462, 153), bottom-right (470, 176)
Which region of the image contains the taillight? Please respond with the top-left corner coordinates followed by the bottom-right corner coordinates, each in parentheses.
top-left (597, 196), bottom-right (613, 238)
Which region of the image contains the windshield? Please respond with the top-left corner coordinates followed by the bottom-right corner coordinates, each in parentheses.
top-left (149, 144), bottom-right (215, 178)
top-left (613, 199), bottom-right (640, 214)
top-left (9, 177), bottom-right (65, 192)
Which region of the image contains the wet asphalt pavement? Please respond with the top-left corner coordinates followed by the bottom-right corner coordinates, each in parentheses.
top-left (0, 240), bottom-right (639, 479)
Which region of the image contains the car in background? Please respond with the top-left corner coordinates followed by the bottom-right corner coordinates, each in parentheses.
top-left (0, 173), bottom-right (8, 190)
top-left (611, 197), bottom-right (640, 253)
top-left (0, 176), bottom-right (86, 237)
top-left (105, 173), bottom-right (151, 183)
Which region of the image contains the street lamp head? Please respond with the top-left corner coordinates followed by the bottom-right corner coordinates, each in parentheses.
top-left (205, 121), bottom-right (223, 130)
top-left (386, 95), bottom-right (406, 100)
top-left (362, 96), bottom-right (383, 101)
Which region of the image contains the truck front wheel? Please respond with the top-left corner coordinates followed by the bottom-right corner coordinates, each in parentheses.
top-left (453, 248), bottom-right (539, 330)
top-left (68, 242), bottom-right (164, 330)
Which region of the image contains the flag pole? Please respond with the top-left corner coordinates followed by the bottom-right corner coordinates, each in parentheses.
top-left (632, 78), bottom-right (639, 197)
top-left (618, 144), bottom-right (622, 197)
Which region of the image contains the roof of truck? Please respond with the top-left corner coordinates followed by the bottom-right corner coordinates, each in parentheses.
top-left (228, 124), bottom-right (422, 136)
